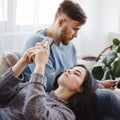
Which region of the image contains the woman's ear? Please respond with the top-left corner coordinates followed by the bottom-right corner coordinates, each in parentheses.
top-left (77, 86), bottom-right (84, 93)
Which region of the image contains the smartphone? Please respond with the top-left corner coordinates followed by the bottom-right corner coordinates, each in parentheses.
top-left (42, 39), bottom-right (54, 47)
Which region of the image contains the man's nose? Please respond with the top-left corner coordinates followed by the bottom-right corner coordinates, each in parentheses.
top-left (73, 31), bottom-right (78, 38)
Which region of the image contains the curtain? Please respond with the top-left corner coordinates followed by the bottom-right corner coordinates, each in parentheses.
top-left (0, 0), bottom-right (64, 54)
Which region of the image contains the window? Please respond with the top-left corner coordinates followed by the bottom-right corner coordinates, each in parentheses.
top-left (16, 0), bottom-right (64, 25)
top-left (16, 0), bottom-right (34, 25)
top-left (0, 0), bottom-right (7, 21)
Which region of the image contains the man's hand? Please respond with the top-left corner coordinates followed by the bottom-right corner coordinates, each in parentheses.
top-left (99, 80), bottom-right (120, 90)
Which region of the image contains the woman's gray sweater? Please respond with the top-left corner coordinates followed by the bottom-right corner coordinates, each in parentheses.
top-left (0, 69), bottom-right (75, 120)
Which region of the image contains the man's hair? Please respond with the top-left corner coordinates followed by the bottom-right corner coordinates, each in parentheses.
top-left (54, 0), bottom-right (87, 24)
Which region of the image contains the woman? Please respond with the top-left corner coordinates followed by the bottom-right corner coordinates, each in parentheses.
top-left (0, 43), bottom-right (100, 120)
top-left (53, 64), bottom-right (101, 120)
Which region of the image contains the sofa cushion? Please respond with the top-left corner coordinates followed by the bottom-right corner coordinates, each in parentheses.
top-left (0, 51), bottom-right (20, 75)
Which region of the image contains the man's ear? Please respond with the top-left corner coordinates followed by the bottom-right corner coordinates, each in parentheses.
top-left (77, 87), bottom-right (84, 93)
top-left (58, 17), bottom-right (65, 27)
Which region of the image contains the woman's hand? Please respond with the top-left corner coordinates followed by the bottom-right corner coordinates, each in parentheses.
top-left (21, 47), bottom-right (36, 65)
top-left (33, 43), bottom-right (49, 74)
top-left (12, 47), bottom-right (36, 77)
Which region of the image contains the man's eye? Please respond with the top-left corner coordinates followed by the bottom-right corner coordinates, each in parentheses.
top-left (73, 28), bottom-right (79, 31)
top-left (73, 28), bottom-right (77, 31)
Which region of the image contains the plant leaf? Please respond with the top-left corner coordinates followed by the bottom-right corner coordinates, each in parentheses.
top-left (92, 63), bottom-right (105, 80)
top-left (110, 59), bottom-right (120, 77)
top-left (117, 46), bottom-right (120, 53)
top-left (113, 38), bottom-right (120, 46)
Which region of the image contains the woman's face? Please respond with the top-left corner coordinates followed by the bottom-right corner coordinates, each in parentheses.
top-left (58, 66), bottom-right (86, 92)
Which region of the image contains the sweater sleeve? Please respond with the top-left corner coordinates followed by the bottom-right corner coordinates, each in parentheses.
top-left (23, 73), bottom-right (75, 120)
top-left (0, 68), bottom-right (24, 104)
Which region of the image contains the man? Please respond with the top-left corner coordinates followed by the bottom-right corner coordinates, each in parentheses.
top-left (21, 0), bottom-right (120, 119)
top-left (21, 0), bottom-right (87, 91)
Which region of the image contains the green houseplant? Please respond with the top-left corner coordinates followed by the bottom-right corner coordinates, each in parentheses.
top-left (92, 38), bottom-right (120, 88)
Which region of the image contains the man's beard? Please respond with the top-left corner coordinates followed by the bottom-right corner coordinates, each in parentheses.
top-left (59, 27), bottom-right (70, 45)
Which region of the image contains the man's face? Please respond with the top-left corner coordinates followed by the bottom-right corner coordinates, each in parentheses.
top-left (59, 19), bottom-right (81, 45)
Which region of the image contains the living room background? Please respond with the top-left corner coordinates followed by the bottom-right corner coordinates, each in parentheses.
top-left (0, 0), bottom-right (120, 57)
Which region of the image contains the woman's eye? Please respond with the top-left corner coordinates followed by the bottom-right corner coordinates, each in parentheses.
top-left (74, 71), bottom-right (80, 77)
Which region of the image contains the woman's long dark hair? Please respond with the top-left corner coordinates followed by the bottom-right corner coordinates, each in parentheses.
top-left (53, 64), bottom-right (101, 120)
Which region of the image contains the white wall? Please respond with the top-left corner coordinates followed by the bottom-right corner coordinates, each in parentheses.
top-left (73, 0), bottom-right (100, 57)
top-left (73, 0), bottom-right (120, 57)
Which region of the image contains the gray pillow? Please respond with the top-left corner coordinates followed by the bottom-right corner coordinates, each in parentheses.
top-left (0, 51), bottom-right (20, 75)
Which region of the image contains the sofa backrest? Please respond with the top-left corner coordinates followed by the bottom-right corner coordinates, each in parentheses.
top-left (0, 51), bottom-right (20, 75)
